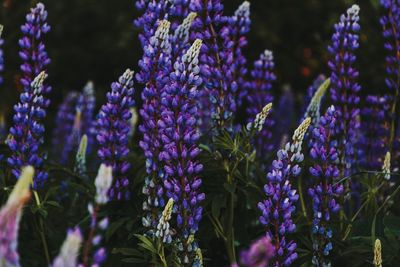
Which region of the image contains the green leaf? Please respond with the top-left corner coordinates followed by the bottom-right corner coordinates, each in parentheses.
top-left (112, 247), bottom-right (143, 256)
top-left (135, 234), bottom-right (157, 254)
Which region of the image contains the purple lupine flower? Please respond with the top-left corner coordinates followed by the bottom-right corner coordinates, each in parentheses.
top-left (82, 164), bottom-right (112, 267)
top-left (246, 50), bottom-right (276, 156)
top-left (258, 118), bottom-right (311, 266)
top-left (222, 1), bottom-right (251, 106)
top-left (52, 91), bottom-right (79, 160)
top-left (189, 0), bottom-right (228, 131)
top-left (239, 236), bottom-right (275, 267)
top-left (0, 25), bottom-right (4, 86)
top-left (159, 39), bottom-right (205, 264)
top-left (19, 2), bottom-right (51, 93)
top-left (0, 166), bottom-right (33, 267)
top-left (168, 0), bottom-right (192, 31)
top-left (96, 69), bottom-right (135, 200)
top-left (308, 106), bottom-right (343, 266)
top-left (7, 72), bottom-right (49, 188)
top-left (52, 228), bottom-right (82, 267)
top-left (380, 0), bottom-right (400, 169)
top-left (328, 4), bottom-right (361, 176)
top-left (138, 20), bottom-right (172, 232)
top-left (359, 95), bottom-right (390, 170)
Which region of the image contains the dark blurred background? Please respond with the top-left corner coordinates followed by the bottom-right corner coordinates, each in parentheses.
top-left (0, 0), bottom-right (385, 128)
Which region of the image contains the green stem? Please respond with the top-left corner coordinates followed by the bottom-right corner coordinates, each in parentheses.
top-left (33, 190), bottom-right (51, 265)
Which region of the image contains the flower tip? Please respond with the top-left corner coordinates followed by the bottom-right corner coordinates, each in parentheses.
top-left (7, 166), bottom-right (34, 206)
top-left (292, 117), bottom-right (311, 142)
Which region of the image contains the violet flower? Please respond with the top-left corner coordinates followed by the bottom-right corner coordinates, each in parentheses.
top-left (7, 72), bottom-right (49, 188)
top-left (96, 69), bottom-right (135, 200)
top-left (159, 39), bottom-right (205, 265)
top-left (138, 20), bottom-right (172, 232)
top-left (308, 106), bottom-right (343, 266)
top-left (246, 50), bottom-right (276, 156)
top-left (359, 95), bottom-right (390, 170)
top-left (328, 4), bottom-right (361, 176)
top-left (221, 1), bottom-right (251, 106)
top-left (19, 2), bottom-right (51, 94)
top-left (189, 0), bottom-right (227, 131)
top-left (239, 236), bottom-right (275, 267)
top-left (0, 166), bottom-right (33, 267)
top-left (380, 0), bottom-right (400, 164)
top-left (258, 118), bottom-right (311, 266)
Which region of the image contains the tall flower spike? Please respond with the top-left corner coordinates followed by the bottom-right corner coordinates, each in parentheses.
top-left (308, 106), bottom-right (343, 266)
top-left (159, 39), bottom-right (204, 265)
top-left (51, 228), bottom-right (82, 267)
top-left (382, 151), bottom-right (391, 180)
top-left (189, 0), bottom-right (227, 131)
top-left (96, 69), bottom-right (135, 200)
top-left (302, 78), bottom-right (330, 126)
top-left (380, 0), bottom-right (400, 152)
top-left (328, 4), bottom-right (361, 176)
top-left (0, 166), bottom-right (33, 266)
top-left (7, 72), bottom-right (50, 188)
top-left (19, 2), bottom-right (51, 93)
top-left (246, 50), bottom-right (276, 156)
top-left (358, 95), bottom-right (390, 170)
top-left (224, 1), bottom-right (251, 105)
top-left (139, 19), bottom-right (172, 233)
top-left (258, 118), bottom-right (311, 266)
top-left (373, 239), bottom-right (382, 267)
top-left (0, 25), bottom-right (4, 86)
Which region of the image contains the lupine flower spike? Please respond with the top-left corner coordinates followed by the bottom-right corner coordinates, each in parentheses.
top-left (51, 228), bottom-right (82, 267)
top-left (96, 69), bottom-right (135, 200)
top-left (328, 4), bottom-right (361, 176)
top-left (246, 50), bottom-right (276, 155)
top-left (380, 0), bottom-right (400, 152)
top-left (19, 3), bottom-right (50, 93)
top-left (308, 106), bottom-right (343, 266)
top-left (82, 164), bottom-right (113, 267)
top-left (373, 239), bottom-right (382, 267)
top-left (359, 95), bottom-right (390, 170)
top-left (239, 236), bottom-right (275, 267)
top-left (8, 72), bottom-right (50, 188)
top-left (159, 39), bottom-right (205, 265)
top-left (0, 166), bottom-right (34, 266)
top-left (139, 20), bottom-right (172, 233)
top-left (258, 117), bottom-right (311, 266)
